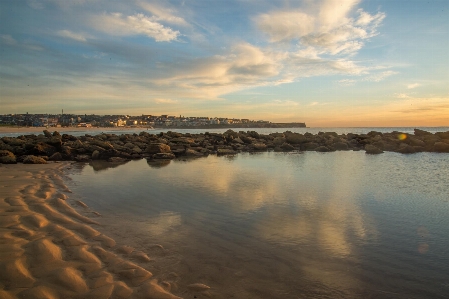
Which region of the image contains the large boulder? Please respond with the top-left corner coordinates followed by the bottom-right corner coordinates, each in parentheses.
top-left (48, 152), bottom-right (63, 161)
top-left (1, 137), bottom-right (25, 146)
top-left (434, 142), bottom-right (449, 153)
top-left (252, 143), bottom-right (267, 151)
top-left (32, 142), bottom-right (57, 156)
top-left (333, 142), bottom-right (349, 151)
top-left (145, 143), bottom-right (171, 154)
top-left (397, 144), bottom-right (416, 154)
top-left (365, 145), bottom-right (383, 154)
top-left (46, 136), bottom-right (62, 147)
top-left (414, 129), bottom-right (432, 136)
top-left (23, 155), bottom-right (47, 164)
top-left (185, 148), bottom-right (203, 157)
top-left (280, 143), bottom-right (295, 151)
top-left (302, 142), bottom-right (319, 151)
top-left (89, 139), bottom-right (114, 150)
top-left (273, 137), bottom-right (286, 146)
top-left (0, 150), bottom-right (17, 164)
top-left (43, 130), bottom-right (52, 138)
top-left (284, 133), bottom-right (306, 144)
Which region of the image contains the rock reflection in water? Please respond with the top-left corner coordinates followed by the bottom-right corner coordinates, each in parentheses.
top-left (89, 160), bottom-right (130, 171)
top-left (68, 152), bottom-right (449, 299)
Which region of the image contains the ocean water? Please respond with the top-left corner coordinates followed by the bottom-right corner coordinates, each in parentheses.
top-left (67, 151), bottom-right (449, 299)
top-left (2, 126), bottom-right (449, 137)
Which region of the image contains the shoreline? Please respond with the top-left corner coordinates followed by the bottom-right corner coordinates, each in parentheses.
top-left (0, 163), bottom-right (191, 298)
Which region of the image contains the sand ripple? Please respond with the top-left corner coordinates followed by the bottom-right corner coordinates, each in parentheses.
top-left (0, 163), bottom-right (186, 298)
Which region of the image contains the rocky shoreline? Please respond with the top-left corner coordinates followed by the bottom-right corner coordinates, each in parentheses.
top-left (1, 128), bottom-right (449, 164)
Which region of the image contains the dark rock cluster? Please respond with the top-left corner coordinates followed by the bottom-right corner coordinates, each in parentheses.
top-left (0, 128), bottom-right (448, 164)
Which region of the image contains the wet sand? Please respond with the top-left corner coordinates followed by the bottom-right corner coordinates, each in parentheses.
top-left (0, 163), bottom-right (200, 298)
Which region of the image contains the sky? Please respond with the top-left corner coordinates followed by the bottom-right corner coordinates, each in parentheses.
top-left (0, 0), bottom-right (448, 127)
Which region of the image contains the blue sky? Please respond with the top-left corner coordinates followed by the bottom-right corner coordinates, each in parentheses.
top-left (0, 0), bottom-right (448, 126)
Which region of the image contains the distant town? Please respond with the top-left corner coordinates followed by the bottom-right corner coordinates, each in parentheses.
top-left (0, 113), bottom-right (306, 129)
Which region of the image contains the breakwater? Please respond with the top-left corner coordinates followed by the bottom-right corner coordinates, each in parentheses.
top-left (1, 128), bottom-right (448, 164)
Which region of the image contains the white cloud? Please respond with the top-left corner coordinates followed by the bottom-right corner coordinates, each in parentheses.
top-left (338, 79), bottom-right (356, 86)
top-left (255, 11), bottom-right (315, 43)
top-left (407, 83), bottom-right (421, 89)
top-left (57, 30), bottom-right (88, 42)
top-left (0, 35), bottom-right (17, 45)
top-left (363, 70), bottom-right (398, 82)
top-left (255, 0), bottom-right (385, 56)
top-left (154, 98), bottom-right (178, 104)
top-left (92, 13), bottom-right (180, 42)
top-left (137, 1), bottom-right (189, 26)
top-left (395, 93), bottom-right (410, 99)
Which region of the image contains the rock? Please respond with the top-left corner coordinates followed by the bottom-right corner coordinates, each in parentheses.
top-left (239, 136), bottom-right (253, 144)
top-left (302, 142), bottom-right (319, 151)
top-left (231, 137), bottom-right (244, 144)
top-left (333, 142), bottom-right (349, 151)
top-left (48, 152), bottom-right (63, 161)
top-left (152, 153), bottom-right (176, 160)
top-left (365, 145), bottom-right (383, 154)
top-left (397, 144), bottom-right (416, 154)
top-left (32, 142), bottom-right (57, 157)
top-left (252, 143), bottom-right (267, 151)
top-left (46, 136), bottom-right (62, 147)
top-left (414, 128), bottom-right (432, 136)
top-left (92, 150), bottom-right (100, 160)
top-left (315, 146), bottom-right (331, 152)
top-left (185, 149), bottom-right (203, 157)
top-left (434, 142), bottom-right (449, 153)
top-left (43, 130), bottom-right (52, 138)
top-left (436, 131), bottom-right (449, 139)
top-left (217, 149), bottom-right (237, 155)
top-left (273, 137), bottom-right (286, 146)
top-left (89, 139), bottom-right (114, 150)
top-left (52, 131), bottom-right (61, 137)
top-left (1, 137), bottom-right (25, 146)
top-left (23, 155), bottom-right (47, 164)
top-left (145, 143), bottom-right (171, 154)
top-left (280, 143), bottom-right (295, 151)
top-left (75, 155), bottom-right (91, 162)
top-left (408, 138), bottom-right (425, 147)
top-left (108, 157), bottom-right (129, 162)
top-left (284, 133), bottom-right (306, 144)
top-left (0, 150), bottom-right (17, 164)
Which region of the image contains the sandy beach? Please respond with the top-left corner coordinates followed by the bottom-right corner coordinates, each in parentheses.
top-left (0, 163), bottom-right (191, 298)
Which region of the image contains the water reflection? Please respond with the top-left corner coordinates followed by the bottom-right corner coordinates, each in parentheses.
top-left (146, 159), bottom-right (171, 168)
top-left (89, 160), bottom-right (130, 171)
top-left (69, 152), bottom-right (449, 299)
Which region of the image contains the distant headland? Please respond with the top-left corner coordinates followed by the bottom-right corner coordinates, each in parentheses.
top-left (0, 113), bottom-right (306, 129)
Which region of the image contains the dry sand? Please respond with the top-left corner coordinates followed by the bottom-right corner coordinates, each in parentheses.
top-left (0, 162), bottom-right (189, 298)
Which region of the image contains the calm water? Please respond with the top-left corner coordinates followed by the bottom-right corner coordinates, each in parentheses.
top-left (67, 152), bottom-right (449, 299)
top-left (2, 126), bottom-right (449, 137)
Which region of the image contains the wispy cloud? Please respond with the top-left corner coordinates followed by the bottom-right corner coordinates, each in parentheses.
top-left (154, 98), bottom-right (178, 104)
top-left (0, 34), bottom-right (17, 45)
top-left (137, 1), bottom-right (189, 26)
top-left (363, 70), bottom-right (398, 82)
top-left (407, 83), bottom-right (421, 89)
top-left (57, 30), bottom-right (89, 42)
top-left (91, 12), bottom-right (180, 42)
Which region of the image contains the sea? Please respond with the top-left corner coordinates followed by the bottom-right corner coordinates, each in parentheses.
top-left (56, 127), bottom-right (449, 299)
